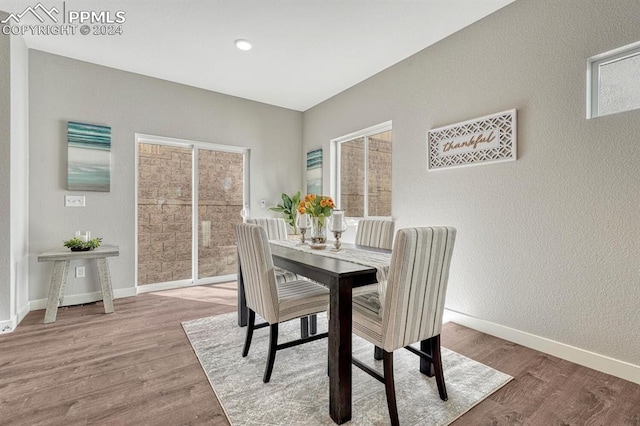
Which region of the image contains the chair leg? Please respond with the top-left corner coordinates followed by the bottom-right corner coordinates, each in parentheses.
top-left (263, 323), bottom-right (279, 383)
top-left (242, 309), bottom-right (255, 357)
top-left (309, 314), bottom-right (317, 335)
top-left (419, 338), bottom-right (434, 376)
top-left (382, 350), bottom-right (400, 426)
top-left (300, 316), bottom-right (309, 338)
top-left (430, 334), bottom-right (448, 401)
top-left (374, 345), bottom-right (383, 360)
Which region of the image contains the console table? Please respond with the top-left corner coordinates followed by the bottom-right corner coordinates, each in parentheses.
top-left (37, 245), bottom-right (119, 324)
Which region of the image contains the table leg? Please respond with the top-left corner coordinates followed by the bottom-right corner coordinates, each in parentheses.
top-left (328, 277), bottom-right (353, 424)
top-left (96, 257), bottom-right (115, 314)
top-left (44, 260), bottom-right (69, 324)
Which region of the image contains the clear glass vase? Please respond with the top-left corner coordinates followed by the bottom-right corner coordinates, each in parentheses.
top-left (310, 216), bottom-right (327, 249)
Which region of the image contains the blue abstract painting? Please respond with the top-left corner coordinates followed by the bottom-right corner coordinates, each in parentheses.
top-left (306, 148), bottom-right (322, 195)
top-left (67, 121), bottom-right (111, 192)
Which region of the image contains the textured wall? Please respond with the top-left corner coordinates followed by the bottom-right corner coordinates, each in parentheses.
top-left (29, 51), bottom-right (302, 301)
top-left (303, 0), bottom-right (640, 365)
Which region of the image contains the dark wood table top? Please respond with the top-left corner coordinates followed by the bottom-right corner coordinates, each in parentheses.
top-left (269, 243), bottom-right (378, 289)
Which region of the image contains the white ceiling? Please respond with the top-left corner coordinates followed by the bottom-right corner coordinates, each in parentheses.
top-left (3, 0), bottom-right (514, 111)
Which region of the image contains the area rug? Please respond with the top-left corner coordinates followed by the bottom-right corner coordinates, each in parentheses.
top-left (182, 313), bottom-right (512, 425)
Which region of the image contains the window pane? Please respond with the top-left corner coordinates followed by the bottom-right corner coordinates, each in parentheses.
top-left (597, 52), bottom-right (640, 116)
top-left (367, 130), bottom-right (392, 217)
top-left (137, 144), bottom-right (192, 285)
top-left (198, 150), bottom-right (243, 279)
top-left (340, 138), bottom-right (365, 217)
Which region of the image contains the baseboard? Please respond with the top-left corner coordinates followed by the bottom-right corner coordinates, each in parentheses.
top-left (0, 301), bottom-right (31, 334)
top-left (0, 317), bottom-right (17, 334)
top-left (17, 300), bottom-right (29, 323)
top-left (444, 309), bottom-right (640, 385)
top-left (29, 287), bottom-right (138, 311)
top-left (136, 274), bottom-right (236, 294)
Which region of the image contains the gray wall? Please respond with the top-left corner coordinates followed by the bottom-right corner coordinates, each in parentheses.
top-left (303, 0), bottom-right (640, 365)
top-left (0, 12), bottom-right (11, 325)
top-left (29, 51), bottom-right (302, 301)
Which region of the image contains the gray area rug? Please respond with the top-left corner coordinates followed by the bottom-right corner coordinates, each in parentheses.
top-left (182, 313), bottom-right (512, 425)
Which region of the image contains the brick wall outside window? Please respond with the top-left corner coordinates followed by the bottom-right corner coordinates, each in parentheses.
top-left (137, 144), bottom-right (243, 285)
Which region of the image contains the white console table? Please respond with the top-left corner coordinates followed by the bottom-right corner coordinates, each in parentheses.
top-left (37, 245), bottom-right (119, 324)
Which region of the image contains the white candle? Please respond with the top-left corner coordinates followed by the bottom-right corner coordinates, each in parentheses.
top-left (330, 211), bottom-right (345, 232)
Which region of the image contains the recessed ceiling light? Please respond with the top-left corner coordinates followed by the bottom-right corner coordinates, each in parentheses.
top-left (235, 39), bottom-right (252, 51)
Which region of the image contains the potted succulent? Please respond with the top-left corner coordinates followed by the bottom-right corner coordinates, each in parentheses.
top-left (63, 236), bottom-right (103, 251)
top-left (269, 191), bottom-right (301, 234)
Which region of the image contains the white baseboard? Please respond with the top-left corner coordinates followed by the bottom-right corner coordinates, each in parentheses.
top-left (444, 309), bottom-right (640, 385)
top-left (0, 318), bottom-right (17, 334)
top-left (0, 301), bottom-right (32, 334)
top-left (17, 300), bottom-right (29, 323)
top-left (136, 274), bottom-right (236, 294)
top-left (29, 287), bottom-right (138, 311)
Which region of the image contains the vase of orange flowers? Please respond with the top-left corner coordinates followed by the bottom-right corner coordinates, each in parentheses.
top-left (297, 194), bottom-right (335, 249)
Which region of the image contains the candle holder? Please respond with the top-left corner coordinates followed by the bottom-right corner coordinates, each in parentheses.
top-left (332, 230), bottom-right (345, 251)
top-left (329, 210), bottom-right (347, 252)
top-left (75, 230), bottom-right (91, 242)
top-left (296, 213), bottom-right (311, 245)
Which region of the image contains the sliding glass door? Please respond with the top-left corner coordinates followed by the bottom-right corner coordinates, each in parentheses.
top-left (136, 134), bottom-right (248, 288)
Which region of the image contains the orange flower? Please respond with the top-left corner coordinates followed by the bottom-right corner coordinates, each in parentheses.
top-left (320, 199), bottom-right (327, 207)
top-left (297, 206), bottom-right (306, 214)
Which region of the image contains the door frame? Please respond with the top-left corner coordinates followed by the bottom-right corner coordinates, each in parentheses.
top-left (134, 133), bottom-right (250, 293)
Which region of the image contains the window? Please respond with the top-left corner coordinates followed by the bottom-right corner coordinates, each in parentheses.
top-left (588, 41), bottom-right (640, 118)
top-left (332, 122), bottom-right (392, 217)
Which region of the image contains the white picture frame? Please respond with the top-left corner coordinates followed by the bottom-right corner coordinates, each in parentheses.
top-left (427, 109), bottom-right (516, 170)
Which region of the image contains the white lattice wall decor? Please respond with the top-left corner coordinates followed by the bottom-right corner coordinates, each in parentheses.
top-left (427, 109), bottom-right (516, 170)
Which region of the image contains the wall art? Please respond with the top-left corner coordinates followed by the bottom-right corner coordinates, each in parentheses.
top-left (306, 148), bottom-right (322, 194)
top-left (427, 109), bottom-right (516, 170)
top-left (67, 121), bottom-right (112, 192)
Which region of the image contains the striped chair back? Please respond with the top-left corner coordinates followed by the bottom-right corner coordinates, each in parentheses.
top-left (235, 223), bottom-right (279, 324)
top-left (381, 227), bottom-right (456, 352)
top-left (246, 218), bottom-right (288, 240)
top-left (355, 219), bottom-right (395, 250)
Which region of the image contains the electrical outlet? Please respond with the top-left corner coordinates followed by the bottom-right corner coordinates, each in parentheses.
top-left (65, 195), bottom-right (85, 207)
top-left (75, 266), bottom-right (85, 278)
top-left (261, 199), bottom-right (266, 208)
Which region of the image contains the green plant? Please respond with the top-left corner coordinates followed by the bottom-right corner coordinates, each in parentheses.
top-left (63, 237), bottom-right (103, 251)
top-left (269, 191), bottom-right (301, 234)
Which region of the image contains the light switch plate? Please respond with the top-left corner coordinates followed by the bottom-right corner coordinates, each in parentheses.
top-left (65, 195), bottom-right (85, 207)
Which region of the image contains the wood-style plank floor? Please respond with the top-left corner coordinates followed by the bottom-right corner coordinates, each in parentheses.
top-left (1, 283), bottom-right (638, 425)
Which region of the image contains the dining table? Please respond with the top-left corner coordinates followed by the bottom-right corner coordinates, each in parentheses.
top-left (236, 240), bottom-right (391, 424)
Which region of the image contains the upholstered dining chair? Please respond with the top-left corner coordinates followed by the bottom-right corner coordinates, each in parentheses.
top-left (246, 218), bottom-right (298, 283)
top-left (235, 223), bottom-right (330, 383)
top-left (246, 217), bottom-right (317, 337)
top-left (355, 218), bottom-right (395, 250)
top-left (351, 227), bottom-right (456, 426)
top-left (353, 219), bottom-right (395, 299)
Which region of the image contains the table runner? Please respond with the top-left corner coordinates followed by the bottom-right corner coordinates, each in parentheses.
top-left (269, 240), bottom-right (392, 308)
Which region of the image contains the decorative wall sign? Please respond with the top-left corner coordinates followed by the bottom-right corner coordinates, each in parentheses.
top-left (427, 109), bottom-right (516, 170)
top-left (67, 121), bottom-right (112, 192)
top-left (306, 148), bottom-right (322, 194)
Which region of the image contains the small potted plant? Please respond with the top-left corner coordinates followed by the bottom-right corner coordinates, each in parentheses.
top-left (63, 236), bottom-right (103, 251)
top-left (269, 191), bottom-right (301, 234)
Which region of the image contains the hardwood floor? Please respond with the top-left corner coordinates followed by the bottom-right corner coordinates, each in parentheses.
top-left (1, 283), bottom-right (638, 425)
